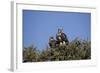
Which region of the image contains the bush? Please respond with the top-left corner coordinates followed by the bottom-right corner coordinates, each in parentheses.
top-left (23, 29), bottom-right (91, 62)
top-left (23, 38), bottom-right (91, 62)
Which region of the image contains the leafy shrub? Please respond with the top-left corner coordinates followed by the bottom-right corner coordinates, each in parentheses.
top-left (23, 29), bottom-right (91, 62)
top-left (23, 38), bottom-right (91, 62)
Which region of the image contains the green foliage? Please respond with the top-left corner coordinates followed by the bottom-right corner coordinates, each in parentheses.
top-left (23, 45), bottom-right (39, 62)
top-left (23, 38), bottom-right (91, 62)
top-left (23, 29), bottom-right (90, 62)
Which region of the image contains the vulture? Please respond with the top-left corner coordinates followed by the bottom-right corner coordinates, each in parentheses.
top-left (56, 29), bottom-right (69, 46)
top-left (49, 37), bottom-right (56, 48)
